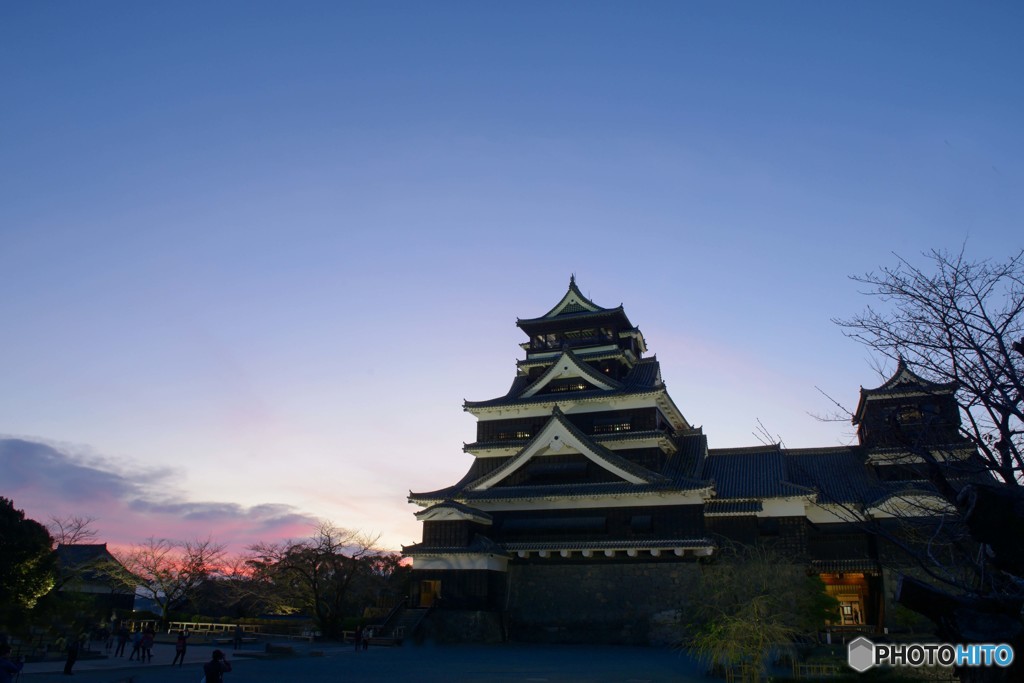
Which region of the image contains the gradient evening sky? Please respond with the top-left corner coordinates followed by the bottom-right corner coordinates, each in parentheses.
top-left (1, 2), bottom-right (1022, 554)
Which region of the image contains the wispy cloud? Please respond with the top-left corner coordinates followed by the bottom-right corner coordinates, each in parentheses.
top-left (0, 437), bottom-right (320, 554)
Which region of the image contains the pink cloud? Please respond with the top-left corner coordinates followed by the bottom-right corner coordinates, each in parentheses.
top-left (1, 437), bottom-right (322, 555)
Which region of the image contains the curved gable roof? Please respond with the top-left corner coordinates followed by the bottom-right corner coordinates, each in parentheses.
top-left (520, 347), bottom-right (624, 398)
top-left (464, 357), bottom-right (665, 410)
top-left (467, 406), bottom-right (668, 490)
top-left (854, 358), bottom-right (958, 424)
top-left (537, 275), bottom-right (603, 318)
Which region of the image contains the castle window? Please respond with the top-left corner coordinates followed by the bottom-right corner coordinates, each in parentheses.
top-left (593, 416), bottom-right (632, 433)
top-left (896, 405), bottom-right (923, 424)
top-left (543, 379), bottom-right (590, 394)
top-left (495, 428), bottom-right (532, 441)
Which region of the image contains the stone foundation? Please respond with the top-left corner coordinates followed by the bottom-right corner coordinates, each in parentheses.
top-left (420, 610), bottom-right (506, 643)
top-left (505, 561), bottom-right (702, 645)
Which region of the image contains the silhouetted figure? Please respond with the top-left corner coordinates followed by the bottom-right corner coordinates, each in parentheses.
top-left (127, 629), bottom-right (142, 661)
top-left (203, 649), bottom-right (232, 683)
top-left (232, 624), bottom-right (243, 650)
top-left (0, 644), bottom-right (24, 683)
top-left (171, 629), bottom-right (190, 666)
top-left (141, 627), bottom-right (154, 663)
top-left (114, 625), bottom-right (129, 657)
top-left (62, 636), bottom-right (79, 676)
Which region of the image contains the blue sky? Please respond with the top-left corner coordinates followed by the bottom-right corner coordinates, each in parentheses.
top-left (2, 2), bottom-right (1022, 553)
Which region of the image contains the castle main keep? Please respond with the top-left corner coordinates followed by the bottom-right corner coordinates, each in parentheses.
top-left (405, 278), bottom-right (968, 642)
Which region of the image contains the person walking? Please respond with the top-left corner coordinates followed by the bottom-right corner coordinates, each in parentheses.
top-left (203, 650), bottom-right (232, 683)
top-left (171, 629), bottom-right (190, 666)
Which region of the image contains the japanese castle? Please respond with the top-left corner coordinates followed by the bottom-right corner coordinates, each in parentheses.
top-left (404, 277), bottom-right (968, 642)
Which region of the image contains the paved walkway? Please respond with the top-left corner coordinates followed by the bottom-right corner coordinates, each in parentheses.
top-left (19, 640), bottom-right (707, 683)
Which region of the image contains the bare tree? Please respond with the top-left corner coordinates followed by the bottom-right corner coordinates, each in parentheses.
top-left (247, 522), bottom-right (380, 639)
top-left (836, 247), bottom-right (1024, 486)
top-left (112, 537), bottom-right (226, 627)
top-left (47, 515), bottom-right (99, 547)
top-left (835, 247), bottom-right (1024, 682)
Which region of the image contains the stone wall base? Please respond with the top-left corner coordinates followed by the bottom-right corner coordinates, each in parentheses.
top-left (420, 609), bottom-right (506, 644)
top-left (506, 561), bottom-right (702, 645)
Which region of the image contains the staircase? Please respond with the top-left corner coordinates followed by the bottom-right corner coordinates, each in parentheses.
top-left (380, 607), bottom-right (430, 644)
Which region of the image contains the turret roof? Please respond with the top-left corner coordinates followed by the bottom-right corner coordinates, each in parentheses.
top-left (853, 359), bottom-right (959, 426)
top-left (516, 276), bottom-right (635, 332)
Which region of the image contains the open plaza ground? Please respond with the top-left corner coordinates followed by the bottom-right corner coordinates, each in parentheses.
top-left (18, 639), bottom-right (707, 683)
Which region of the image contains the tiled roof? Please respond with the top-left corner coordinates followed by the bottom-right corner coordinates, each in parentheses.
top-left (517, 305), bottom-right (631, 328)
top-left (56, 543), bottom-right (116, 566)
top-left (854, 359), bottom-right (958, 426)
top-left (861, 358), bottom-right (957, 397)
top-left (518, 347), bottom-right (624, 397)
top-left (464, 357), bottom-right (663, 409)
top-left (703, 446), bottom-right (814, 499)
top-left (531, 275), bottom-right (604, 319)
top-left (56, 544), bottom-right (127, 585)
top-left (415, 500), bottom-right (493, 522)
top-left (785, 447), bottom-right (880, 505)
top-left (459, 407), bottom-right (668, 491)
top-left (409, 457), bottom-right (504, 501)
top-left (403, 534), bottom-right (508, 557)
top-left (413, 407), bottom-right (703, 504)
top-left (463, 438), bottom-right (529, 451)
top-left (662, 432), bottom-right (707, 483)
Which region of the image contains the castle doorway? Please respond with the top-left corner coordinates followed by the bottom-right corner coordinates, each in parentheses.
top-left (819, 571), bottom-right (881, 631)
top-left (419, 580), bottom-right (441, 607)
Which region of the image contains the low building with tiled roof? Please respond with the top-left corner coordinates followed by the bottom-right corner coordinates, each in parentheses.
top-left (55, 543), bottom-right (135, 618)
top-left (404, 278), bottom-right (980, 643)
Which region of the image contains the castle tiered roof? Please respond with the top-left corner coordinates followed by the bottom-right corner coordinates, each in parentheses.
top-left (853, 357), bottom-right (958, 425)
top-left (463, 356), bottom-right (666, 410)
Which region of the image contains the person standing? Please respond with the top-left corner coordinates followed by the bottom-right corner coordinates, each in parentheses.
top-left (140, 626), bottom-right (154, 663)
top-left (232, 624), bottom-right (243, 650)
top-left (203, 650), bottom-right (232, 683)
top-left (0, 644), bottom-right (24, 683)
top-left (171, 629), bottom-right (190, 666)
top-left (128, 628), bottom-right (142, 661)
top-left (114, 624), bottom-right (129, 657)
top-left (62, 635), bottom-right (79, 676)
